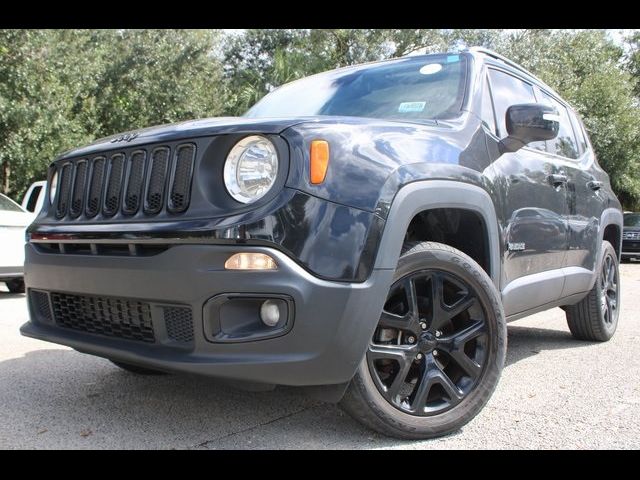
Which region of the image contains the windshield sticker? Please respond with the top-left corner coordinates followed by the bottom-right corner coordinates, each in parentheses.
top-left (446, 55), bottom-right (460, 63)
top-left (398, 101), bottom-right (426, 113)
top-left (419, 63), bottom-right (443, 75)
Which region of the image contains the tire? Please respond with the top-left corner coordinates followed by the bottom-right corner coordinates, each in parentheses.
top-left (340, 241), bottom-right (507, 440)
top-left (5, 279), bottom-right (25, 294)
top-left (565, 241), bottom-right (620, 342)
top-left (110, 360), bottom-right (168, 375)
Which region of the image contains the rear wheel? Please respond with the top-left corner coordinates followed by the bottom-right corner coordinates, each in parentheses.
top-left (565, 241), bottom-right (620, 342)
top-left (340, 242), bottom-right (506, 439)
top-left (110, 360), bottom-right (167, 375)
top-left (5, 279), bottom-right (25, 294)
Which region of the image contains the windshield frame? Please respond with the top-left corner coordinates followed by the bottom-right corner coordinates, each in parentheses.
top-left (244, 53), bottom-right (472, 124)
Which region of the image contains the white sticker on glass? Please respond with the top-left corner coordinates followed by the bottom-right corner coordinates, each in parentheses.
top-left (419, 63), bottom-right (442, 75)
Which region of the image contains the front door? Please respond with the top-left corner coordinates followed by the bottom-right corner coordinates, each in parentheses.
top-left (484, 67), bottom-right (569, 316)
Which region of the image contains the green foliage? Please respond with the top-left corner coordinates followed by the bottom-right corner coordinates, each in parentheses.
top-left (0, 29), bottom-right (225, 198)
top-left (223, 28), bottom-right (640, 209)
top-left (1, 29), bottom-right (639, 208)
top-left (492, 30), bottom-right (640, 209)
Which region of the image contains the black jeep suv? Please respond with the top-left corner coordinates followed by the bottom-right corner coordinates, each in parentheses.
top-left (21, 48), bottom-right (623, 439)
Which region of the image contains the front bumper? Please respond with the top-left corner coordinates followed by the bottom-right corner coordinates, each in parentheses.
top-left (622, 239), bottom-right (640, 257)
top-left (20, 243), bottom-right (393, 386)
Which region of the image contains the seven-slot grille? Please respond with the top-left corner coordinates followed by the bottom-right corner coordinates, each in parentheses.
top-left (623, 231), bottom-right (640, 241)
top-left (52, 143), bottom-right (196, 220)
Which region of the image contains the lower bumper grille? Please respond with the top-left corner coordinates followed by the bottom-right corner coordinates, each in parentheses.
top-left (51, 292), bottom-right (156, 343)
top-left (29, 290), bottom-right (195, 345)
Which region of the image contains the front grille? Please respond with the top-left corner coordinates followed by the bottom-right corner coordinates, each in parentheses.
top-left (52, 142), bottom-right (196, 220)
top-left (145, 147), bottom-right (170, 214)
top-left (70, 161), bottom-right (88, 218)
top-left (51, 292), bottom-right (155, 343)
top-left (123, 151), bottom-right (146, 214)
top-left (55, 163), bottom-right (73, 218)
top-left (86, 157), bottom-right (106, 218)
top-left (30, 290), bottom-right (53, 324)
top-left (163, 307), bottom-right (194, 343)
top-left (623, 231), bottom-right (640, 241)
top-left (168, 144), bottom-right (195, 213)
top-left (103, 153), bottom-right (125, 217)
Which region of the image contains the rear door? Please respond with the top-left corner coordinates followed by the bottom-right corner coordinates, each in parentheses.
top-left (535, 93), bottom-right (606, 292)
top-left (485, 67), bottom-right (569, 315)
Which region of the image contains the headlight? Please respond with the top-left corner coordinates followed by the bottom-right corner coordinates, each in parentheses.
top-left (223, 135), bottom-right (279, 204)
top-left (49, 170), bottom-right (59, 204)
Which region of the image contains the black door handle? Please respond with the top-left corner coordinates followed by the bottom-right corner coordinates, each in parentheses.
top-left (548, 174), bottom-right (568, 187)
top-left (588, 180), bottom-right (604, 191)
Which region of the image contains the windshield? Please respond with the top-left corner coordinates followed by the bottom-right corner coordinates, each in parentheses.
top-left (624, 213), bottom-right (640, 227)
top-left (246, 54), bottom-right (468, 122)
top-left (0, 193), bottom-right (24, 212)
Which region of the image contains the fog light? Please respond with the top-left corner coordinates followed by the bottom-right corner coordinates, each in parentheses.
top-left (224, 253), bottom-right (277, 270)
top-left (260, 299), bottom-right (281, 327)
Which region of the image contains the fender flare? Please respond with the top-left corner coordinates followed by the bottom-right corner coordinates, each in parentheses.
top-left (588, 207), bottom-right (624, 290)
top-left (598, 207), bottom-right (623, 257)
top-left (373, 180), bottom-right (502, 290)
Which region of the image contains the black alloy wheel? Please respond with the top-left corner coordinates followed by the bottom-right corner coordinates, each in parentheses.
top-left (340, 242), bottom-right (506, 439)
top-left (566, 241), bottom-right (620, 342)
top-left (367, 269), bottom-right (488, 416)
top-left (599, 251), bottom-right (619, 328)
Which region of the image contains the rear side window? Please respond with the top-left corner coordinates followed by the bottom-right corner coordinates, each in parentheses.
top-left (26, 185), bottom-right (42, 212)
top-left (538, 91), bottom-right (579, 159)
top-left (568, 109), bottom-right (588, 155)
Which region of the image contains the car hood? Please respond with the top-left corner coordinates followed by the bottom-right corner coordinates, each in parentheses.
top-left (57, 116), bottom-right (316, 160)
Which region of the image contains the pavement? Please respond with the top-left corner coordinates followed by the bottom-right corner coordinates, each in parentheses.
top-left (1, 263), bottom-right (639, 450)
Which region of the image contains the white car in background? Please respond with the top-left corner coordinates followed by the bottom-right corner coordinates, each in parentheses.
top-left (1, 192), bottom-right (35, 293)
top-left (21, 180), bottom-right (46, 214)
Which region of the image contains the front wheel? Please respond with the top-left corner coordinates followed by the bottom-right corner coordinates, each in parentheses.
top-left (340, 242), bottom-right (507, 440)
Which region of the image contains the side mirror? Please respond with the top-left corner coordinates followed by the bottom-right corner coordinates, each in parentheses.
top-left (500, 103), bottom-right (560, 153)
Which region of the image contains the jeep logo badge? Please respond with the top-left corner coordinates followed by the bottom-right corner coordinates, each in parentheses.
top-left (110, 133), bottom-right (139, 143)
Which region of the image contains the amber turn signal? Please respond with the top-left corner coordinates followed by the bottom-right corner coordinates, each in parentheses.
top-left (310, 140), bottom-right (329, 184)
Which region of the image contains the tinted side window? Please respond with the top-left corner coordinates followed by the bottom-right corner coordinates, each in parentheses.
top-left (26, 185), bottom-right (42, 212)
top-left (539, 91), bottom-right (579, 159)
top-left (568, 108), bottom-right (587, 155)
top-left (481, 75), bottom-right (497, 135)
top-left (488, 69), bottom-right (536, 138)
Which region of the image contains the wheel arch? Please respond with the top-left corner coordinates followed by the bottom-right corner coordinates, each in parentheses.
top-left (600, 210), bottom-right (623, 260)
top-left (583, 208), bottom-right (624, 292)
top-left (374, 180), bottom-right (501, 290)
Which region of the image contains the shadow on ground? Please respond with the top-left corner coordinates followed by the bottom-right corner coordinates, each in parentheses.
top-left (0, 321), bottom-right (586, 448)
top-left (505, 325), bottom-right (595, 367)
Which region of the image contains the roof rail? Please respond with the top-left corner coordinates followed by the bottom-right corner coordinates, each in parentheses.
top-left (466, 46), bottom-right (556, 94)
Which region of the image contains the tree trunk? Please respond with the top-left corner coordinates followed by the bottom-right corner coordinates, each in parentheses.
top-left (1, 162), bottom-right (9, 195)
